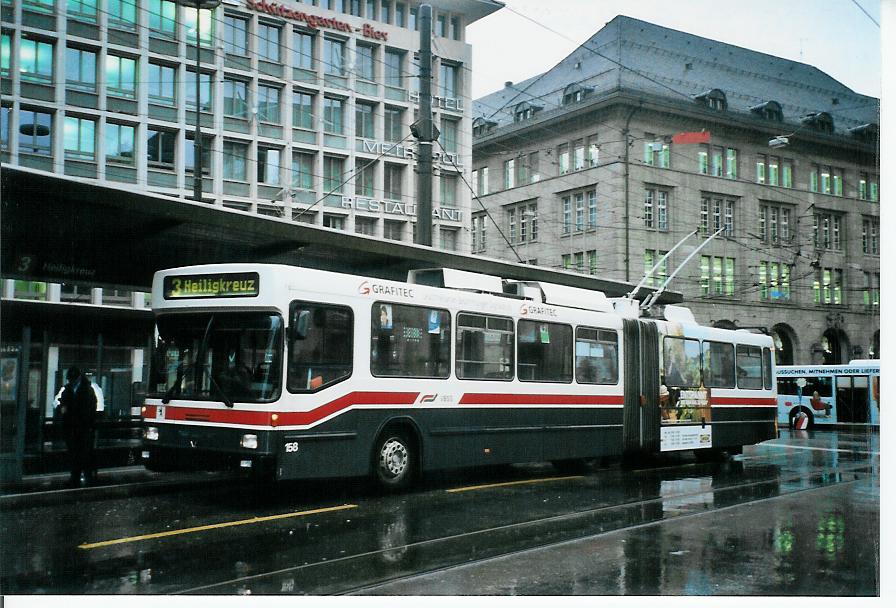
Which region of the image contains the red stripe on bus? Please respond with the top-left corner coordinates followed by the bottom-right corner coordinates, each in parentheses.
top-left (459, 393), bottom-right (625, 405)
top-left (145, 392), bottom-right (420, 428)
top-left (711, 396), bottom-right (777, 406)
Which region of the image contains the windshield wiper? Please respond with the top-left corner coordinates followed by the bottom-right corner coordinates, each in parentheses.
top-left (207, 371), bottom-right (234, 409)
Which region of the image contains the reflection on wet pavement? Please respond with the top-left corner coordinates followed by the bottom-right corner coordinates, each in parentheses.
top-left (0, 429), bottom-right (878, 595)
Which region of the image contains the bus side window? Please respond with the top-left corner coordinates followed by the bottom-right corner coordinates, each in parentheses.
top-left (575, 327), bottom-right (618, 385)
top-left (735, 344), bottom-right (763, 389)
top-left (287, 301), bottom-right (354, 392)
top-left (517, 320), bottom-right (573, 383)
top-left (456, 313), bottom-right (514, 380)
top-left (763, 347), bottom-right (773, 390)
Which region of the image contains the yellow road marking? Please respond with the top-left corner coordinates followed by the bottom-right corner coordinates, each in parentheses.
top-left (446, 475), bottom-right (584, 493)
top-left (78, 504), bottom-right (358, 550)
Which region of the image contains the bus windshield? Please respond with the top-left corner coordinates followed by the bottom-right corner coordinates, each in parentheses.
top-left (150, 312), bottom-right (283, 403)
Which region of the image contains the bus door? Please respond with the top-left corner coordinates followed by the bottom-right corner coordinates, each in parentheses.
top-left (622, 319), bottom-right (660, 454)
top-left (836, 375), bottom-right (869, 424)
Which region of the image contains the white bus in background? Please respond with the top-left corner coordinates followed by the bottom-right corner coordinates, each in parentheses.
top-left (776, 361), bottom-right (880, 429)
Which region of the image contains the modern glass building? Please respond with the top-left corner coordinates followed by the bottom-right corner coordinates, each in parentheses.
top-left (0, 0), bottom-right (502, 476)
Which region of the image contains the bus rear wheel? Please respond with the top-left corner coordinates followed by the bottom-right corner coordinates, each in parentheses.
top-left (374, 431), bottom-right (415, 490)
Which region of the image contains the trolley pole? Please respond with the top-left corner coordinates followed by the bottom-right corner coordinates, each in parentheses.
top-left (414, 4), bottom-right (434, 247)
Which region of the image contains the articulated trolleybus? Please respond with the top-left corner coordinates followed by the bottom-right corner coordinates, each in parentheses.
top-left (142, 264), bottom-right (777, 488)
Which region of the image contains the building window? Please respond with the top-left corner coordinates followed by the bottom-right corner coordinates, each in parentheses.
top-left (107, 0), bottom-right (137, 30)
top-left (862, 218), bottom-right (879, 255)
top-left (257, 146), bottom-right (281, 185)
top-left (355, 159), bottom-right (375, 197)
top-left (293, 31), bottom-right (315, 70)
top-left (356, 102), bottom-right (375, 139)
top-left (384, 219), bottom-right (404, 240)
top-left (146, 128), bottom-right (175, 168)
top-left (106, 54), bottom-right (137, 99)
top-left (644, 250), bottom-right (668, 288)
top-left (471, 213), bottom-right (487, 252)
top-left (439, 63), bottom-right (458, 99)
top-left (1, 33), bottom-right (10, 77)
top-left (323, 214), bottom-right (346, 230)
top-left (863, 272), bottom-right (880, 309)
top-left (383, 106), bottom-right (403, 142)
top-left (105, 122), bottom-right (135, 165)
top-left (644, 188), bottom-right (669, 231)
top-left (222, 140), bottom-right (248, 181)
top-left (700, 255), bottom-right (735, 296)
top-left (292, 151), bottom-right (314, 190)
top-left (507, 201), bottom-right (537, 244)
top-left (222, 78), bottom-right (249, 118)
top-left (357, 43), bottom-right (376, 81)
top-left (323, 38), bottom-right (346, 76)
top-left (395, 3), bottom-right (406, 27)
top-left (810, 164), bottom-right (844, 195)
top-left (68, 0), bottom-right (98, 22)
top-left (758, 261), bottom-right (791, 301)
top-left (558, 143), bottom-right (569, 175)
top-left (184, 6), bottom-right (214, 46)
top-left (355, 216), bottom-right (377, 235)
top-left (643, 135), bottom-right (670, 168)
top-left (384, 49), bottom-right (404, 87)
top-left (440, 174), bottom-right (457, 207)
top-left (149, 0), bottom-right (177, 38)
top-left (293, 91), bottom-right (315, 130)
top-left (573, 140), bottom-right (585, 171)
top-left (323, 156), bottom-right (345, 193)
top-left (19, 109), bottom-right (53, 155)
top-left (588, 191), bottom-right (597, 228)
top-left (185, 69), bottom-right (212, 111)
top-left (813, 212), bottom-right (842, 251)
top-left (323, 97), bottom-right (344, 134)
top-left (756, 154), bottom-right (783, 186)
top-left (477, 166), bottom-right (489, 196)
top-left (439, 228), bottom-right (457, 251)
top-left (440, 118), bottom-right (458, 154)
top-left (503, 158), bottom-right (515, 189)
top-left (223, 14), bottom-right (249, 55)
top-left (148, 62), bottom-right (176, 106)
top-left (725, 147), bottom-right (737, 179)
top-left (20, 38), bottom-right (54, 83)
top-left (184, 134), bottom-right (212, 175)
top-left (700, 195), bottom-right (734, 236)
top-left (813, 267), bottom-right (843, 305)
top-left (0, 106), bottom-right (10, 152)
top-left (258, 23), bottom-right (282, 62)
top-left (383, 163), bottom-right (403, 200)
top-left (758, 204), bottom-right (792, 244)
top-left (65, 47), bottom-right (96, 92)
top-left (63, 115), bottom-right (95, 160)
top-left (859, 172), bottom-right (879, 201)
top-left (781, 159), bottom-right (793, 188)
top-left (257, 84), bottom-right (281, 123)
top-left (588, 136), bottom-right (599, 167)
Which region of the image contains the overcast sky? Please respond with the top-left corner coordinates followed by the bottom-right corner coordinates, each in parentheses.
top-left (466, 0), bottom-right (882, 100)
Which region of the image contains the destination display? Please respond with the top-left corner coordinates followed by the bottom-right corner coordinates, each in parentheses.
top-left (163, 272), bottom-right (260, 299)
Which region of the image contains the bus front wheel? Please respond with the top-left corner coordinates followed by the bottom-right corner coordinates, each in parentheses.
top-left (374, 431), bottom-right (416, 491)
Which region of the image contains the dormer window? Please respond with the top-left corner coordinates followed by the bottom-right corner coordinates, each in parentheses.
top-left (695, 88), bottom-right (727, 111)
top-left (801, 111), bottom-right (834, 135)
top-left (750, 100), bottom-right (783, 122)
top-left (562, 83), bottom-right (593, 105)
top-left (849, 123), bottom-right (878, 144)
top-left (513, 101), bottom-right (542, 123)
top-left (472, 116), bottom-right (497, 137)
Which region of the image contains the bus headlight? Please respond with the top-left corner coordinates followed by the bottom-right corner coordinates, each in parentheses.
top-left (144, 427), bottom-right (159, 441)
top-left (241, 434), bottom-right (258, 449)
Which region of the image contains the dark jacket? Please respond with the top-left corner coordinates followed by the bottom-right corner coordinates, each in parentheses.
top-left (59, 377), bottom-right (98, 429)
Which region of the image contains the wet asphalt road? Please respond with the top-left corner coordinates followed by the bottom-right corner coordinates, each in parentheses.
top-left (0, 429), bottom-right (879, 595)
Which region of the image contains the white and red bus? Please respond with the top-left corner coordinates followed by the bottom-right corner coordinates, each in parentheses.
top-left (141, 264), bottom-right (777, 487)
top-left (776, 362), bottom-right (880, 429)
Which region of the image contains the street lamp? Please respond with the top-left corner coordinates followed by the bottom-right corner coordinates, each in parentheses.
top-left (177, 0), bottom-right (221, 201)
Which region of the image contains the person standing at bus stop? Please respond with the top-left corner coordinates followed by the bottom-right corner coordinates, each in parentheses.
top-left (58, 366), bottom-right (98, 487)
